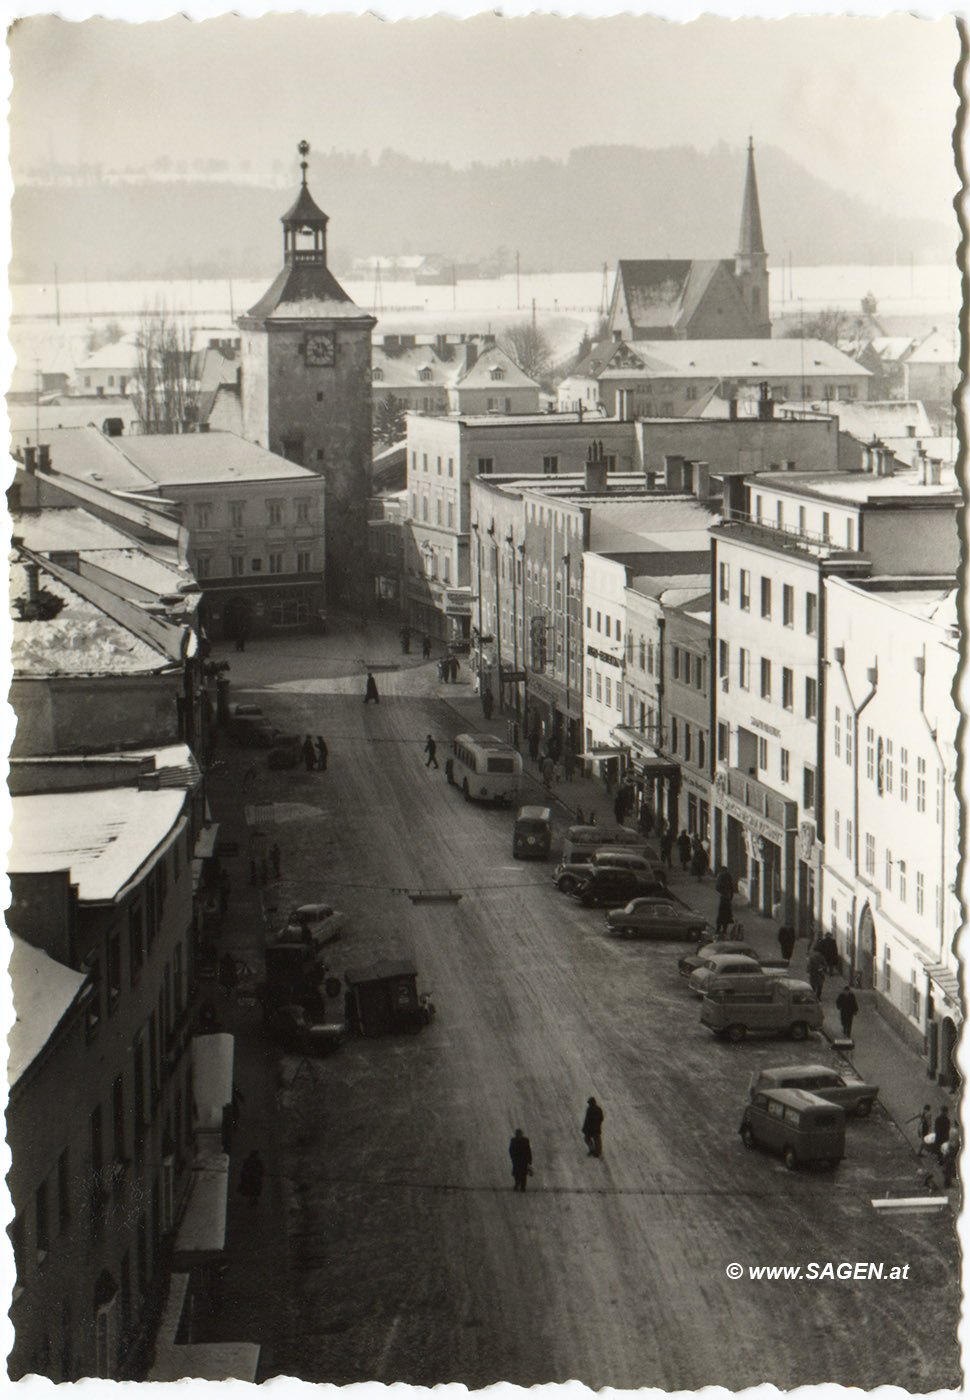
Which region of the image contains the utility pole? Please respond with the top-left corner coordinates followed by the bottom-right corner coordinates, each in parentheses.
top-left (515, 251), bottom-right (520, 311)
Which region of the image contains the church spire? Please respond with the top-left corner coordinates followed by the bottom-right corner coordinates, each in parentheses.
top-left (736, 136), bottom-right (767, 265)
top-left (281, 138), bottom-right (330, 265)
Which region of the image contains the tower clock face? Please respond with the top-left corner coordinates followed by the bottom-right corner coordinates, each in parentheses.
top-left (304, 331), bottom-right (336, 367)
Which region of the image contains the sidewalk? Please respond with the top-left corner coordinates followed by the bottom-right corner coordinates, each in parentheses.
top-left (434, 653), bottom-right (959, 1199)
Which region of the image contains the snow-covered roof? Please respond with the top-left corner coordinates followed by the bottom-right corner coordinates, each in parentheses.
top-left (117, 431), bottom-right (321, 487)
top-left (8, 936), bottom-right (88, 1086)
top-left (10, 786), bottom-right (187, 903)
top-left (576, 338), bottom-right (870, 382)
top-left (75, 338), bottom-right (141, 373)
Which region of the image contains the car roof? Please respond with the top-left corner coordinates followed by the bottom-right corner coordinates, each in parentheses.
top-left (696, 941), bottom-right (757, 956)
top-left (703, 953), bottom-right (761, 967)
top-left (517, 806), bottom-right (551, 820)
top-left (759, 1065), bottom-right (842, 1083)
top-left (755, 1087), bottom-right (847, 1113)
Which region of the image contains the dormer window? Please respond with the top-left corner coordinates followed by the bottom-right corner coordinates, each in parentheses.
top-left (372, 367), bottom-right (384, 382)
top-left (419, 367), bottom-right (432, 382)
top-left (489, 367), bottom-right (505, 381)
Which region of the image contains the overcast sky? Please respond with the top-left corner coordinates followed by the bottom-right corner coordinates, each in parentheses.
top-left (6, 11), bottom-right (962, 221)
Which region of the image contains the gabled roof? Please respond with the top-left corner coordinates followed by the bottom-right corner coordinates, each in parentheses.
top-left (118, 431), bottom-right (322, 487)
top-left (75, 338), bottom-right (140, 374)
top-left (613, 259), bottom-right (739, 334)
top-left (8, 936), bottom-right (88, 1086)
top-left (454, 344), bottom-right (539, 390)
top-left (591, 338), bottom-right (870, 381)
top-left (906, 328), bottom-right (958, 366)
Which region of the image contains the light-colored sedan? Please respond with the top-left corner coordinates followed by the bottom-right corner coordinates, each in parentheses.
top-left (678, 940), bottom-right (782, 979)
top-left (688, 953), bottom-right (778, 997)
top-left (748, 1065), bottom-right (880, 1118)
top-left (604, 898), bottom-right (709, 940)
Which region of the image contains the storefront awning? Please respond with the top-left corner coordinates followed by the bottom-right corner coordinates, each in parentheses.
top-left (173, 1151), bottom-right (229, 1266)
top-left (612, 727), bottom-right (681, 776)
top-left (925, 963), bottom-right (963, 1022)
top-left (578, 746), bottom-right (624, 762)
top-left (193, 1033), bottom-right (234, 1143)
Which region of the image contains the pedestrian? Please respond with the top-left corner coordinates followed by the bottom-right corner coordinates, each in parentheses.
top-left (690, 840), bottom-right (709, 881)
top-left (508, 1127), bottom-right (533, 1191)
top-left (563, 748), bottom-right (575, 782)
top-left (424, 734), bottom-right (439, 769)
top-left (940, 1130), bottom-right (960, 1187)
top-left (715, 892), bottom-right (734, 938)
top-left (807, 948), bottom-right (826, 1000)
top-left (482, 689), bottom-right (494, 720)
top-left (269, 842), bottom-right (281, 880)
top-left (817, 931), bottom-right (840, 973)
top-left (908, 1103), bottom-right (933, 1155)
top-left (449, 655), bottom-right (460, 683)
top-left (540, 754), bottom-right (555, 790)
top-left (932, 1107), bottom-right (952, 1159)
top-left (422, 633), bottom-right (432, 660)
top-left (638, 804), bottom-right (654, 837)
top-left (582, 1096), bottom-right (605, 1158)
top-left (715, 866), bottom-right (735, 898)
top-left (835, 984), bottom-right (859, 1037)
top-left (239, 1149), bottom-right (265, 1205)
top-left (660, 825), bottom-right (675, 868)
top-left (576, 806), bottom-right (586, 824)
top-left (676, 830), bottom-right (692, 871)
top-left (364, 672), bottom-right (380, 704)
top-left (613, 790), bottom-right (626, 825)
top-left (315, 736), bottom-right (328, 772)
top-left (529, 730), bottom-right (540, 763)
top-left (777, 923), bottom-right (796, 961)
top-left (438, 658), bottom-right (447, 683)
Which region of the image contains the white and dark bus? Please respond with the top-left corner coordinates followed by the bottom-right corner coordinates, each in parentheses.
top-left (451, 733), bottom-right (523, 806)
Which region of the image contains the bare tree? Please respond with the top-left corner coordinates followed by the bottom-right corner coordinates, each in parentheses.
top-left (499, 320), bottom-right (554, 385)
top-left (782, 306), bottom-right (868, 347)
top-left (134, 308), bottom-right (197, 433)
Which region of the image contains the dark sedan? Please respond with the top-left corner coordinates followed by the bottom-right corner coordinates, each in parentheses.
top-left (605, 898), bottom-right (709, 940)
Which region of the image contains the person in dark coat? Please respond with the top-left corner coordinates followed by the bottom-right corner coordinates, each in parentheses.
top-left (714, 867), bottom-right (735, 898)
top-left (422, 634), bottom-right (432, 659)
top-left (424, 734), bottom-right (439, 768)
top-left (364, 672), bottom-right (380, 704)
top-left (315, 736), bottom-right (328, 771)
top-left (908, 1103), bottom-right (933, 1156)
top-left (269, 842), bottom-right (281, 880)
top-left (714, 892), bottom-right (734, 938)
top-left (817, 931), bottom-right (840, 973)
top-left (777, 924), bottom-right (796, 961)
top-left (302, 735), bottom-right (317, 771)
top-left (482, 689), bottom-right (494, 720)
top-left (239, 1150), bottom-right (264, 1204)
top-left (582, 1097), bottom-right (605, 1157)
top-left (676, 830), bottom-right (692, 870)
top-left (807, 949), bottom-right (827, 999)
top-left (528, 730), bottom-right (541, 762)
top-left (690, 841), bottom-right (709, 881)
top-left (508, 1128), bottom-right (532, 1191)
top-left (835, 985), bottom-right (859, 1037)
top-left (940, 1130), bottom-right (960, 1187)
top-left (660, 824), bottom-right (675, 868)
top-left (613, 790), bottom-right (627, 825)
top-left (932, 1108), bottom-right (952, 1159)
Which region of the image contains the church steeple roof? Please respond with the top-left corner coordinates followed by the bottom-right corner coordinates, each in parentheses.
top-left (281, 140), bottom-right (329, 232)
top-left (737, 137), bottom-right (766, 259)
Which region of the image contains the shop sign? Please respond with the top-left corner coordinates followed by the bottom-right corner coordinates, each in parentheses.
top-left (717, 790), bottom-right (785, 841)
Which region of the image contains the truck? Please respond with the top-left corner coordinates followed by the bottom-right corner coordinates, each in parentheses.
top-left (700, 977), bottom-right (824, 1043)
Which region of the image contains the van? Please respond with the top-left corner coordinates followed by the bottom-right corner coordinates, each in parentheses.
top-left (700, 978), bottom-right (824, 1043)
top-left (513, 806), bottom-right (552, 860)
top-left (560, 824), bottom-right (650, 866)
top-left (739, 1087), bottom-right (846, 1170)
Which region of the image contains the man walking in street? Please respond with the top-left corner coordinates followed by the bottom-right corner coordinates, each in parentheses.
top-left (509, 1127), bottom-right (533, 1191)
top-left (807, 947), bottom-right (827, 1000)
top-left (424, 734), bottom-right (439, 769)
top-left (582, 1096), bottom-right (605, 1157)
top-left (315, 736), bottom-right (328, 771)
top-left (777, 924), bottom-right (796, 961)
top-left (835, 984), bottom-right (859, 1037)
top-left (239, 1149), bottom-right (265, 1206)
top-left (364, 672), bottom-right (380, 704)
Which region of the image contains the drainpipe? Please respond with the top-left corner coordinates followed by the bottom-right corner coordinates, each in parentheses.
top-left (914, 645), bottom-right (949, 968)
top-left (489, 525), bottom-right (503, 714)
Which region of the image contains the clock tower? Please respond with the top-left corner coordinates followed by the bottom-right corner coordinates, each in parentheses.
top-left (238, 140), bottom-right (376, 606)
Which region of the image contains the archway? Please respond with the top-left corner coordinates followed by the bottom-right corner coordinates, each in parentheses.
top-left (857, 903), bottom-right (876, 989)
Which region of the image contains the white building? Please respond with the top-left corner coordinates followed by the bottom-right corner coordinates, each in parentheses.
top-left (823, 577), bottom-right (960, 1080)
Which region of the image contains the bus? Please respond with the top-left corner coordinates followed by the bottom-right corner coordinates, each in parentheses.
top-left (451, 733), bottom-right (523, 806)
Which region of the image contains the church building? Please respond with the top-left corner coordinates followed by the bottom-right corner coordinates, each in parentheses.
top-left (238, 142), bottom-right (376, 605)
top-left (607, 138), bottom-right (771, 341)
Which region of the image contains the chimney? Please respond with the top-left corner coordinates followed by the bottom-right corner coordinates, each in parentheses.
top-left (921, 457), bottom-right (943, 486)
top-left (38, 444), bottom-right (51, 472)
top-left (24, 562), bottom-right (40, 605)
top-left (729, 398), bottom-right (739, 421)
top-left (757, 381), bottom-right (774, 421)
top-left (465, 342), bottom-right (478, 372)
top-left (617, 388), bottom-right (633, 422)
top-left (23, 446), bottom-right (37, 474)
top-left (664, 455), bottom-right (686, 491)
top-left (585, 441), bottom-right (608, 493)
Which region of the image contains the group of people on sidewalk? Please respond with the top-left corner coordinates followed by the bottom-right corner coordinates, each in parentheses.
top-left (301, 735), bottom-right (329, 772)
top-left (508, 1097), bottom-right (605, 1191)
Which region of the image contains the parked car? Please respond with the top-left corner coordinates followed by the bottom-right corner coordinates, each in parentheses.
top-left (263, 1003), bottom-right (346, 1055)
top-left (267, 733), bottom-right (303, 769)
top-left (227, 703), bottom-right (280, 747)
top-left (679, 940), bottom-right (788, 980)
top-left (748, 1064), bottom-right (880, 1118)
top-left (740, 1087), bottom-right (846, 1170)
top-left (604, 898), bottom-right (709, 940)
top-left (556, 850), bottom-right (666, 896)
top-left (279, 903), bottom-right (347, 949)
top-left (689, 954), bottom-right (778, 997)
top-left (701, 978), bottom-right (824, 1042)
top-left (569, 868), bottom-right (644, 908)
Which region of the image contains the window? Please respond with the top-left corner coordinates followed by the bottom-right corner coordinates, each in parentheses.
top-left (296, 498), bottom-right (310, 523)
top-left (758, 736), bottom-right (768, 770)
top-left (776, 500), bottom-right (785, 528)
top-left (267, 500), bottom-right (283, 526)
top-left (884, 739), bottom-right (893, 793)
top-left (586, 668), bottom-right (592, 697)
top-left (604, 616), bottom-right (611, 639)
top-left (698, 731), bottom-right (706, 767)
top-left (595, 673), bottom-right (602, 702)
top-left (436, 499), bottom-right (442, 525)
top-left (885, 847), bottom-right (893, 889)
top-left (782, 584), bottom-right (794, 627)
top-left (846, 518), bottom-right (855, 549)
top-left (780, 748), bottom-right (790, 783)
top-left (250, 557), bottom-right (262, 572)
top-left (616, 621), bottom-right (622, 643)
top-left (805, 592), bottom-right (818, 635)
top-left (864, 833), bottom-right (875, 876)
top-left (760, 658), bottom-right (771, 700)
top-left (821, 511), bottom-right (831, 542)
top-left (718, 640), bottom-right (729, 686)
top-left (739, 569), bottom-right (751, 611)
top-left (935, 770), bottom-right (943, 825)
top-left (542, 455), bottom-right (559, 475)
top-left (898, 860), bottom-right (907, 902)
top-left (845, 817), bottom-right (853, 858)
top-left (604, 676), bottom-right (612, 707)
top-left (760, 577), bottom-right (772, 618)
top-left (719, 561), bottom-right (729, 602)
top-left (448, 458), bottom-right (454, 477)
top-left (670, 717), bottom-right (679, 753)
top-left (754, 494), bottom-right (763, 522)
top-left (865, 726), bottom-right (875, 781)
top-left (909, 967), bottom-right (920, 1020)
top-left (805, 676), bottom-right (818, 721)
top-left (833, 809), bottom-right (841, 848)
top-left (738, 648), bottom-right (750, 690)
top-left (436, 456), bottom-right (442, 475)
top-left (782, 667), bottom-right (793, 711)
top-left (447, 501), bottom-right (454, 527)
top-left (845, 722), bottom-right (853, 769)
top-left (834, 706), bottom-right (841, 757)
top-left (422, 496), bottom-right (428, 522)
top-left (195, 554), bottom-right (211, 579)
top-left (194, 502), bottom-right (212, 529)
top-left (477, 457), bottom-right (494, 475)
top-left (803, 765), bottom-right (816, 811)
top-left (916, 757), bottom-right (927, 813)
top-left (296, 551), bottom-right (311, 573)
top-left (229, 501), bottom-right (244, 527)
top-left (916, 871), bottom-right (925, 915)
top-left (717, 723), bottom-right (729, 760)
top-left (672, 647), bottom-right (681, 681)
top-left (899, 748), bottom-right (909, 802)
top-left (230, 554), bottom-right (245, 577)
top-left (268, 553), bottom-right (283, 574)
